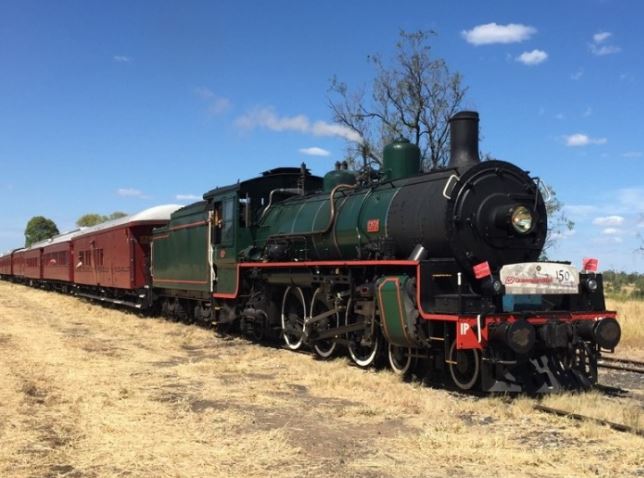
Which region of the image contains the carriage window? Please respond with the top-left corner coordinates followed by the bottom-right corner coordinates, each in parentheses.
top-left (94, 249), bottom-right (104, 266)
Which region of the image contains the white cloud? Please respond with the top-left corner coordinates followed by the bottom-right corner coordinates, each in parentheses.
top-left (176, 194), bottom-right (201, 201)
top-left (208, 98), bottom-right (231, 115)
top-left (591, 44), bottom-right (621, 56)
top-left (593, 215), bottom-right (624, 226)
top-left (113, 55), bottom-right (132, 63)
top-left (194, 87), bottom-right (214, 99)
top-left (117, 188), bottom-right (146, 198)
top-left (593, 32), bottom-right (612, 43)
top-left (589, 31), bottom-right (621, 56)
top-left (235, 107), bottom-right (362, 143)
top-left (564, 204), bottom-right (598, 219)
top-left (194, 87), bottom-right (231, 115)
top-left (593, 235), bottom-right (624, 245)
top-left (570, 69), bottom-right (584, 80)
top-left (550, 229), bottom-right (576, 241)
top-left (235, 108), bottom-right (308, 132)
top-left (516, 49), bottom-right (548, 65)
top-left (311, 121), bottom-right (362, 142)
top-left (602, 227), bottom-right (622, 236)
top-left (461, 23), bottom-right (536, 45)
top-left (567, 188), bottom-right (644, 218)
top-left (564, 133), bottom-right (607, 146)
top-left (616, 187), bottom-right (644, 212)
top-left (622, 151), bottom-right (642, 158)
top-left (298, 147), bottom-right (331, 157)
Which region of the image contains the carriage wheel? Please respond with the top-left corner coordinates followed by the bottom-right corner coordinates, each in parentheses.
top-left (448, 340), bottom-right (480, 390)
top-left (281, 286), bottom-right (306, 350)
top-left (310, 287), bottom-right (339, 359)
top-left (388, 343), bottom-right (413, 375)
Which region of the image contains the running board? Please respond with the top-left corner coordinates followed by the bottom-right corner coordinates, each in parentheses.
top-left (75, 292), bottom-right (142, 309)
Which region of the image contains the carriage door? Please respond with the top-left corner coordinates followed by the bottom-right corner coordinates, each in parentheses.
top-left (212, 195), bottom-right (238, 296)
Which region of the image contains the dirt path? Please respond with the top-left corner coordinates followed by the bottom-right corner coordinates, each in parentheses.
top-left (0, 281), bottom-right (642, 477)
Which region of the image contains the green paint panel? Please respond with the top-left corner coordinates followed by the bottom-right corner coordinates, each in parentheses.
top-left (152, 202), bottom-right (211, 292)
top-left (377, 275), bottom-right (416, 347)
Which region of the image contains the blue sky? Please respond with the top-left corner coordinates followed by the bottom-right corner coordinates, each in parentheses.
top-left (1, 0), bottom-right (643, 271)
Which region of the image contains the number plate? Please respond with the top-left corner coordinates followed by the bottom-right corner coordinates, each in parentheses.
top-left (500, 262), bottom-right (579, 295)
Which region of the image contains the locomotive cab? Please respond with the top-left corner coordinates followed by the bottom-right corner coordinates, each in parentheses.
top-left (202, 166), bottom-right (323, 296)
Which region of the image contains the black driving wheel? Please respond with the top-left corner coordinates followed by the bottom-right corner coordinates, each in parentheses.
top-left (448, 340), bottom-right (481, 391)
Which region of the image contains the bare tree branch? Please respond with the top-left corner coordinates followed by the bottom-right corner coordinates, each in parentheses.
top-left (328, 30), bottom-right (467, 171)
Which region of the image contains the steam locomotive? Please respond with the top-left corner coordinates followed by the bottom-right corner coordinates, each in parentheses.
top-left (0, 111), bottom-right (620, 393)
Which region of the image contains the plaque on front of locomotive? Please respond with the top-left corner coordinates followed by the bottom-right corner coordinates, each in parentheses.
top-left (500, 262), bottom-right (579, 295)
top-left (446, 159), bottom-right (548, 273)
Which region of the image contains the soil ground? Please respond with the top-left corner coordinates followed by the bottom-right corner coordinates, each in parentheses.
top-left (0, 281), bottom-right (642, 478)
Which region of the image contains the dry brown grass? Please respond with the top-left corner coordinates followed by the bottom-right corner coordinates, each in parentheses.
top-left (606, 298), bottom-right (644, 358)
top-left (541, 391), bottom-right (641, 433)
top-left (1, 281), bottom-right (643, 478)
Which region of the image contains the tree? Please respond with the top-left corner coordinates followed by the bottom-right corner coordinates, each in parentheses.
top-left (76, 213), bottom-right (105, 227)
top-left (328, 30), bottom-right (467, 171)
top-left (108, 211), bottom-right (127, 220)
top-left (541, 186), bottom-right (575, 258)
top-left (76, 211), bottom-right (128, 227)
top-left (24, 216), bottom-right (59, 247)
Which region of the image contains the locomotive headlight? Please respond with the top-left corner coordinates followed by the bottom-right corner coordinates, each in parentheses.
top-left (511, 206), bottom-right (534, 234)
top-left (583, 278), bottom-right (598, 293)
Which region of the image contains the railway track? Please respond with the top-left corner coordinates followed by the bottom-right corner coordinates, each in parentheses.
top-left (598, 356), bottom-right (644, 374)
top-left (532, 360), bottom-right (644, 438)
top-left (533, 404), bottom-right (643, 436)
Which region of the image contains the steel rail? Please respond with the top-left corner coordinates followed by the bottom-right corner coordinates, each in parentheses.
top-left (598, 356), bottom-right (644, 374)
top-left (533, 404), bottom-right (644, 437)
top-left (600, 356), bottom-right (644, 367)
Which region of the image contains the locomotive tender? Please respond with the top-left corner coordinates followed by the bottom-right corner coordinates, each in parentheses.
top-left (0, 111), bottom-right (621, 393)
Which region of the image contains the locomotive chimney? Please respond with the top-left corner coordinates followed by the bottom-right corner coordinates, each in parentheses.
top-left (448, 111), bottom-right (480, 169)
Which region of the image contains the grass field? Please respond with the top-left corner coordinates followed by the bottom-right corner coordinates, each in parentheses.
top-left (0, 281), bottom-right (642, 477)
top-left (605, 298), bottom-right (644, 361)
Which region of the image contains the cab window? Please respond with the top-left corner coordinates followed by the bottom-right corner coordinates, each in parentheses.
top-left (221, 198), bottom-right (234, 245)
top-left (213, 198), bottom-right (235, 246)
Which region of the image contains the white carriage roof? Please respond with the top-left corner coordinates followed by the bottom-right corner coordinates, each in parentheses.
top-left (73, 204), bottom-right (182, 239)
top-left (29, 229), bottom-right (84, 249)
top-left (16, 204), bottom-right (182, 252)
